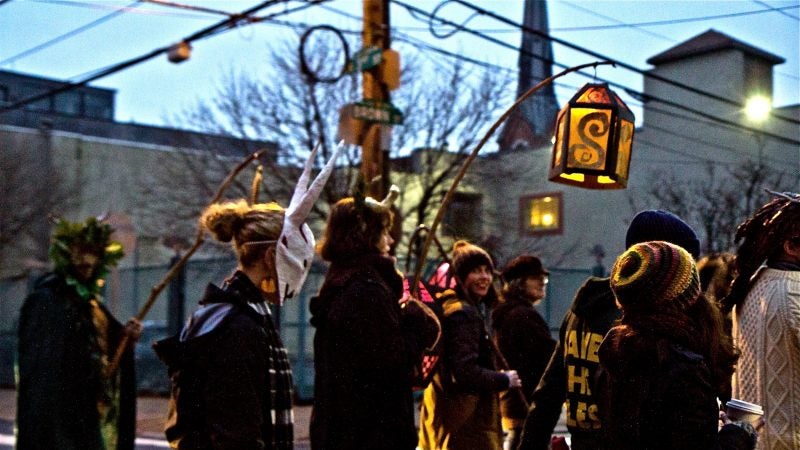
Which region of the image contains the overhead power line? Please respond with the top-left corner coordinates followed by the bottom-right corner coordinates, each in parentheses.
top-left (0, 0), bottom-right (326, 115)
top-left (558, 0), bottom-right (799, 84)
top-left (753, 0), bottom-right (800, 20)
top-left (451, 0), bottom-right (800, 127)
top-left (0, 0), bottom-right (143, 67)
top-left (555, 2), bottom-right (800, 31)
top-left (143, 0), bottom-right (235, 17)
top-left (390, 0), bottom-right (800, 147)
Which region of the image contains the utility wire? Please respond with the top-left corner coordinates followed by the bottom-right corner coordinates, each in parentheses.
top-left (390, 0), bottom-right (800, 147)
top-left (451, 0), bottom-right (800, 127)
top-left (554, 2), bottom-right (800, 31)
top-left (560, 0), bottom-right (799, 84)
top-left (30, 0), bottom-right (204, 17)
top-left (559, 1), bottom-right (673, 42)
top-left (753, 0), bottom-right (800, 20)
top-left (0, 0), bottom-right (143, 67)
top-left (0, 0), bottom-right (294, 115)
top-left (326, 0), bottom-right (800, 145)
top-left (142, 0), bottom-right (235, 17)
top-left (319, 4), bottom-right (514, 74)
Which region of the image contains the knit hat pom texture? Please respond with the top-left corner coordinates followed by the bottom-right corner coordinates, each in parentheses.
top-left (611, 241), bottom-right (700, 311)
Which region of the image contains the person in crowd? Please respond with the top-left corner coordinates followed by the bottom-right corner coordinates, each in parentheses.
top-left (309, 185), bottom-right (438, 450)
top-left (16, 216), bottom-right (141, 450)
top-left (155, 147), bottom-right (338, 449)
top-left (722, 191), bottom-right (800, 450)
top-left (697, 252), bottom-right (736, 306)
top-left (491, 255), bottom-right (556, 450)
top-left (517, 209), bottom-right (701, 450)
top-left (597, 241), bottom-right (756, 450)
top-left (696, 251), bottom-right (738, 404)
top-left (419, 240), bottom-right (522, 450)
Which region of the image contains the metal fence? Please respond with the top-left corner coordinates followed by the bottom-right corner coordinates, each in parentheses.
top-left (0, 259), bottom-right (591, 400)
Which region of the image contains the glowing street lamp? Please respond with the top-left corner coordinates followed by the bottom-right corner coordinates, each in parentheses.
top-left (549, 83), bottom-right (635, 189)
top-left (745, 95), bottom-right (771, 123)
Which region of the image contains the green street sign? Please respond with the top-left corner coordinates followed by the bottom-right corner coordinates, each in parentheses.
top-left (347, 46), bottom-right (383, 73)
top-left (352, 100), bottom-right (403, 125)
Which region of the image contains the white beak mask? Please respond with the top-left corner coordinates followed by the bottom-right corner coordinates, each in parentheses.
top-left (274, 141), bottom-right (343, 305)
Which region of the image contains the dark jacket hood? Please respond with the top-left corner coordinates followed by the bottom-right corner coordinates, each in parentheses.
top-left (571, 276), bottom-right (617, 318)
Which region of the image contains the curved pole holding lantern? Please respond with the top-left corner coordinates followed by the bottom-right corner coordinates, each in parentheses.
top-left (410, 61), bottom-right (614, 297)
top-left (105, 150), bottom-right (265, 377)
top-left (405, 224), bottom-right (451, 276)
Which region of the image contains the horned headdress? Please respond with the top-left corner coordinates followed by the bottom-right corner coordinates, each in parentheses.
top-left (274, 141), bottom-right (343, 304)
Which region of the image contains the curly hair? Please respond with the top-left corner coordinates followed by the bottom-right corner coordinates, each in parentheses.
top-left (619, 293), bottom-right (739, 397)
top-left (722, 192), bottom-right (800, 313)
top-left (318, 197), bottom-right (393, 263)
top-left (696, 252), bottom-right (735, 305)
top-left (200, 199), bottom-right (285, 268)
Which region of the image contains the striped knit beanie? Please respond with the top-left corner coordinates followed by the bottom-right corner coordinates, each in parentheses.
top-left (610, 241), bottom-right (700, 311)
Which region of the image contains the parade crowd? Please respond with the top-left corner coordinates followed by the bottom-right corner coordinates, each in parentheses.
top-left (12, 153), bottom-right (800, 450)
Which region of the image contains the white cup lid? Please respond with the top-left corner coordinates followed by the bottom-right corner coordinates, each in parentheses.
top-left (726, 399), bottom-right (764, 414)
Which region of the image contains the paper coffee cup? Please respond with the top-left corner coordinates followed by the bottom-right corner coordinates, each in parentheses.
top-left (726, 398), bottom-right (764, 426)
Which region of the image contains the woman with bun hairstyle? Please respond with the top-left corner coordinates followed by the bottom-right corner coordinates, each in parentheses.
top-left (596, 241), bottom-right (757, 450)
top-left (309, 185), bottom-right (439, 450)
top-left (155, 147), bottom-right (339, 450)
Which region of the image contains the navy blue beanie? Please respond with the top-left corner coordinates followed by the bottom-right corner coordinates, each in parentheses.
top-left (625, 210), bottom-right (700, 259)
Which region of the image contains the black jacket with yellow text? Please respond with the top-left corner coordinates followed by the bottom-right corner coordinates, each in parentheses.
top-left (517, 277), bottom-right (620, 450)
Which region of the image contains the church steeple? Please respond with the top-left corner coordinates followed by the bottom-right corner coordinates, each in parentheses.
top-left (498, 0), bottom-right (560, 152)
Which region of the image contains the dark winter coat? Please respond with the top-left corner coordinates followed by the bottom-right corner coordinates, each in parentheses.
top-left (154, 271), bottom-right (294, 450)
top-left (309, 253), bottom-right (419, 450)
top-left (518, 276), bottom-right (620, 450)
top-left (418, 289), bottom-right (510, 450)
top-left (491, 292), bottom-right (556, 420)
top-left (596, 326), bottom-right (756, 450)
top-left (16, 273), bottom-right (137, 450)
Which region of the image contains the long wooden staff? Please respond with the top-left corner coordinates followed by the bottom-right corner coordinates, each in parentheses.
top-left (105, 150), bottom-right (264, 377)
top-left (410, 61), bottom-right (613, 296)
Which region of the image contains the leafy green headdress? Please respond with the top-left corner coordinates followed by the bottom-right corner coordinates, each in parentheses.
top-left (49, 216), bottom-right (125, 299)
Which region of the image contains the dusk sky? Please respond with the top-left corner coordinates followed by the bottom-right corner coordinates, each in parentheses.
top-left (1, 0), bottom-right (797, 132)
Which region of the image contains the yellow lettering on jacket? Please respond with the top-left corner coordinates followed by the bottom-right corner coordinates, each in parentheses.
top-left (565, 330), bottom-right (603, 363)
top-left (567, 364), bottom-right (591, 395)
top-left (565, 400), bottom-right (601, 430)
top-left (565, 399), bottom-right (576, 427)
top-left (573, 401), bottom-right (601, 430)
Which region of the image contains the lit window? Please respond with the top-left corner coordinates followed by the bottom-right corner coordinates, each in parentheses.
top-left (520, 192), bottom-right (563, 235)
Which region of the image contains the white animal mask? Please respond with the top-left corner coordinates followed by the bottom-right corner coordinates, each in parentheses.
top-left (274, 141), bottom-right (343, 305)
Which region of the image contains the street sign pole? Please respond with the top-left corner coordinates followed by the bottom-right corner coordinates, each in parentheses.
top-left (361, 0), bottom-right (390, 199)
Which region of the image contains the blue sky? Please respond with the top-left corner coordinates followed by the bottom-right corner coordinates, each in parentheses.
top-left (1, 0), bottom-right (797, 129)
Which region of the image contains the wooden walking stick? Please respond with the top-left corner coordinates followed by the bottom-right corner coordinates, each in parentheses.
top-left (104, 150), bottom-right (265, 377)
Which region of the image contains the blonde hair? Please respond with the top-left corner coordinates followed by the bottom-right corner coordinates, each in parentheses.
top-left (201, 199), bottom-right (285, 268)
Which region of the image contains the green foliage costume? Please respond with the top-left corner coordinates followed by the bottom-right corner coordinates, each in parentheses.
top-left (16, 217), bottom-right (136, 450)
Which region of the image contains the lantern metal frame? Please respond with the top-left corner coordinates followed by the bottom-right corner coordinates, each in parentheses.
top-left (549, 82), bottom-right (635, 190)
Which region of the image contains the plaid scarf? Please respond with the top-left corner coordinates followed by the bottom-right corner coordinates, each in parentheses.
top-left (225, 272), bottom-right (294, 449)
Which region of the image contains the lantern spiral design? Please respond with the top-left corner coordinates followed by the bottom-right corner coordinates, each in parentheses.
top-left (568, 111), bottom-right (608, 168)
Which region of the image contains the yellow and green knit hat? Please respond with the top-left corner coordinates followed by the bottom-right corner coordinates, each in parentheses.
top-left (610, 241), bottom-right (700, 311)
